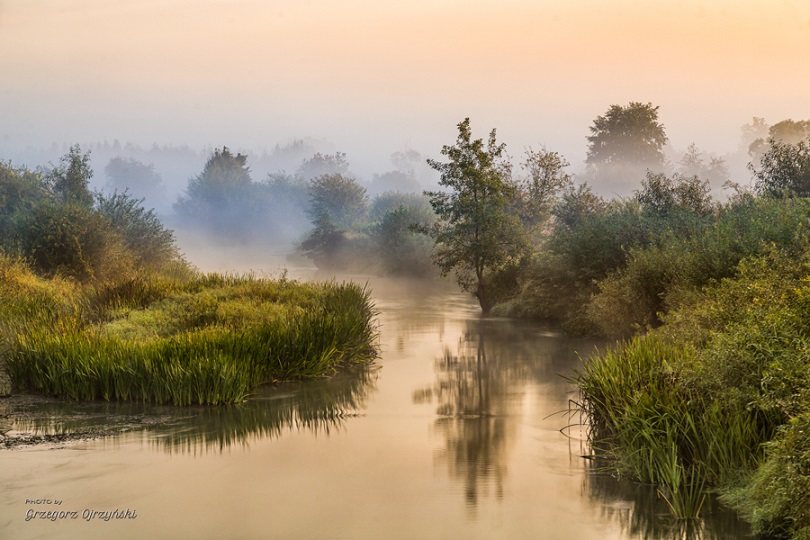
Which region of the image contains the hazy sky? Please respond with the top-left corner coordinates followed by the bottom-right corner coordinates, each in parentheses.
top-left (1, 0), bottom-right (808, 173)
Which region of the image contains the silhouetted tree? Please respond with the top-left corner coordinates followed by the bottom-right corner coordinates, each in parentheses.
top-left (104, 156), bottom-right (165, 202)
top-left (297, 152), bottom-right (350, 180)
top-left (586, 102), bottom-right (668, 169)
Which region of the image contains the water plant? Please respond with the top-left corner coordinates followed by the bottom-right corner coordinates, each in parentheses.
top-left (3, 264), bottom-right (378, 406)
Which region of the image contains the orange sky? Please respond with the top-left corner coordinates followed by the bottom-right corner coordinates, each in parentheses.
top-left (1, 0), bottom-right (808, 171)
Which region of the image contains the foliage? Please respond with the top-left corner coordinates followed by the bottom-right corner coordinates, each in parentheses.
top-left (4, 271), bottom-right (379, 406)
top-left (104, 156), bottom-right (165, 202)
top-left (0, 161), bottom-right (50, 248)
top-left (425, 118), bottom-right (529, 313)
top-left (586, 102), bottom-right (668, 169)
top-left (373, 204), bottom-right (435, 276)
top-left (306, 173), bottom-right (368, 231)
top-left (174, 147), bottom-right (258, 237)
top-left (14, 200), bottom-right (135, 283)
top-left (752, 138), bottom-right (810, 197)
top-left (297, 152), bottom-right (350, 180)
top-left (578, 246), bottom-right (810, 530)
top-left (512, 146), bottom-right (573, 231)
top-left (45, 144), bottom-right (95, 207)
top-left (677, 143), bottom-right (728, 185)
top-left (95, 191), bottom-right (181, 272)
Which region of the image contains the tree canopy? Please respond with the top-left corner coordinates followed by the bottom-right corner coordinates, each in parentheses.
top-left (425, 118), bottom-right (528, 313)
top-left (586, 102), bottom-right (668, 169)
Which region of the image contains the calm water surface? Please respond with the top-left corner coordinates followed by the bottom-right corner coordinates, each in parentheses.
top-left (0, 274), bottom-right (751, 539)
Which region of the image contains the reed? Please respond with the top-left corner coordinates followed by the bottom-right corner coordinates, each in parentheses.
top-left (575, 334), bottom-right (765, 520)
top-left (4, 269), bottom-right (378, 406)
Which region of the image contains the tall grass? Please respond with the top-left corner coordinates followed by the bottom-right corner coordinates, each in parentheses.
top-left (3, 264), bottom-right (378, 406)
top-left (576, 335), bottom-right (766, 520)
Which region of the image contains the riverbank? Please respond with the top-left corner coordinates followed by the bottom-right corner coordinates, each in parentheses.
top-left (576, 249), bottom-right (810, 537)
top-left (1, 256), bottom-right (378, 406)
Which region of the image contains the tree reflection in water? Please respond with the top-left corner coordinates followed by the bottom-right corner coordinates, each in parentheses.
top-left (416, 319), bottom-right (531, 510)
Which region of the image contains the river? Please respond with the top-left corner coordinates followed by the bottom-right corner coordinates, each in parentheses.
top-left (0, 267), bottom-right (752, 539)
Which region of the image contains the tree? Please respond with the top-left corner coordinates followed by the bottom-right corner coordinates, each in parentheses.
top-left (586, 102), bottom-right (668, 170)
top-left (748, 119), bottom-right (810, 162)
top-left (104, 157), bottom-right (165, 202)
top-left (677, 143), bottom-right (729, 185)
top-left (307, 173), bottom-right (368, 231)
top-left (425, 118), bottom-right (528, 314)
top-left (174, 147), bottom-right (257, 237)
top-left (47, 144), bottom-right (94, 207)
top-left (513, 147), bottom-right (573, 231)
top-left (297, 152), bottom-right (350, 180)
top-left (182, 147), bottom-right (252, 208)
top-left (635, 171), bottom-right (713, 218)
top-left (751, 138), bottom-right (810, 197)
top-left (95, 191), bottom-right (179, 271)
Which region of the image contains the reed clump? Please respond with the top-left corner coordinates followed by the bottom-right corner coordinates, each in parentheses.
top-left (2, 256), bottom-right (378, 406)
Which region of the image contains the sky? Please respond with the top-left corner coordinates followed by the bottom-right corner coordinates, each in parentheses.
top-left (1, 0), bottom-right (809, 177)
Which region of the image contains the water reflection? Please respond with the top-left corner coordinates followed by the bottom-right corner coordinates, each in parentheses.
top-left (0, 364), bottom-right (377, 454)
top-left (584, 463), bottom-right (754, 539)
top-left (415, 318), bottom-right (594, 510)
top-left (152, 364), bottom-right (378, 454)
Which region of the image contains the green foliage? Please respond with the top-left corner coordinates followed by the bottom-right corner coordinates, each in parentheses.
top-left (4, 273), bottom-right (378, 406)
top-left (635, 171), bottom-right (713, 220)
top-left (752, 138), bottom-right (810, 197)
top-left (175, 147), bottom-right (259, 238)
top-left (371, 195), bottom-right (435, 276)
top-left (586, 102), bottom-right (668, 169)
top-left (46, 144), bottom-right (94, 207)
top-left (0, 161), bottom-right (50, 248)
top-left (306, 173), bottom-right (368, 231)
top-left (425, 118), bottom-right (529, 313)
top-left (677, 143), bottom-right (728, 184)
top-left (14, 200), bottom-right (135, 283)
top-left (297, 152), bottom-right (350, 180)
top-left (513, 146), bottom-right (573, 232)
top-left (95, 191), bottom-right (180, 272)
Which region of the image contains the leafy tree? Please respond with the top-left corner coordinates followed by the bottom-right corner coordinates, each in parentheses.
top-left (748, 119), bottom-right (810, 161)
top-left (104, 157), bottom-right (165, 202)
top-left (181, 147), bottom-right (252, 208)
top-left (307, 173), bottom-right (368, 231)
top-left (368, 170), bottom-right (420, 195)
top-left (297, 152), bottom-right (350, 180)
top-left (586, 102), bottom-right (668, 170)
top-left (0, 162), bottom-right (49, 248)
top-left (15, 200), bottom-right (133, 282)
top-left (677, 143), bottom-right (728, 185)
top-left (635, 171), bottom-right (713, 219)
top-left (174, 147), bottom-right (258, 237)
top-left (425, 118), bottom-right (528, 313)
top-left (95, 191), bottom-right (179, 271)
top-left (751, 138), bottom-right (810, 197)
top-left (513, 147), bottom-right (573, 230)
top-left (299, 213), bottom-right (348, 269)
top-left (46, 144), bottom-right (94, 207)
top-left (369, 192), bottom-right (431, 223)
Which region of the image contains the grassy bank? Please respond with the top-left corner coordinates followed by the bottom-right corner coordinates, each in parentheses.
top-left (576, 249), bottom-right (810, 536)
top-left (1, 256), bottom-right (378, 405)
